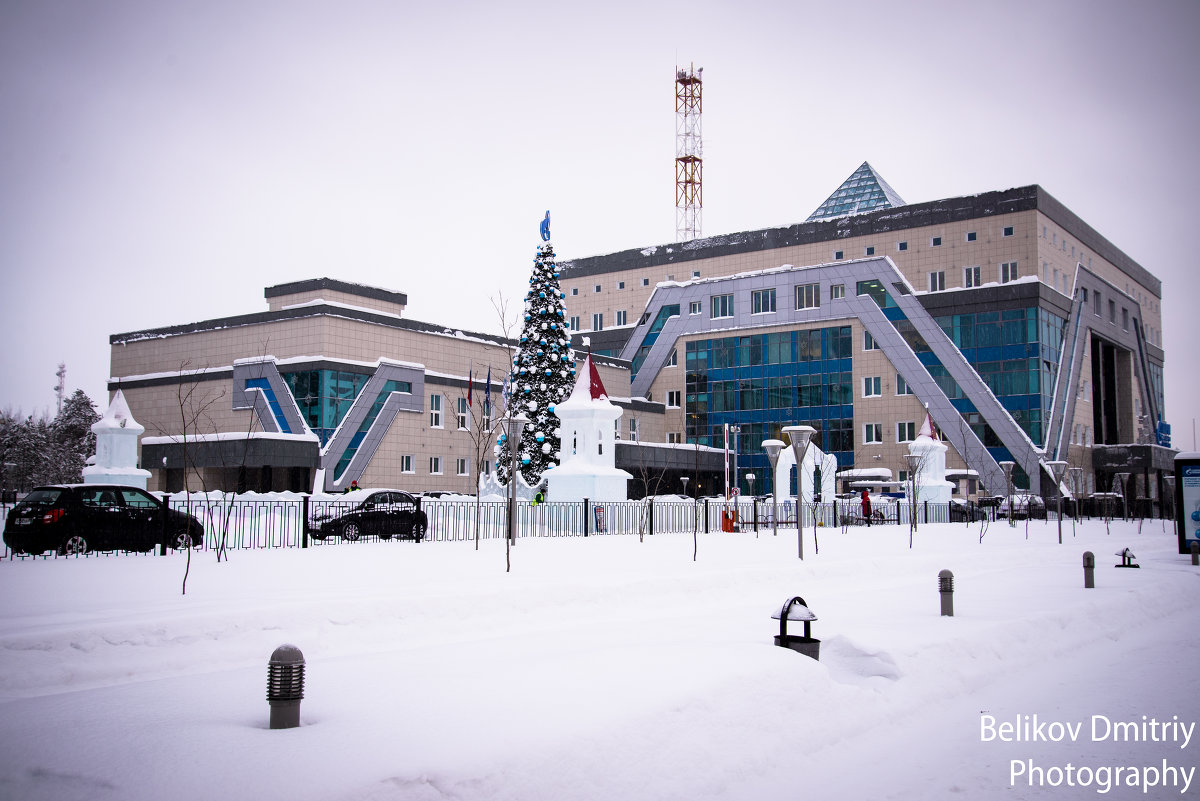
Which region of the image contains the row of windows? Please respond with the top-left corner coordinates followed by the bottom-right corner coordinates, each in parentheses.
top-left (923, 262), bottom-right (1020, 293)
top-left (685, 327), bottom-right (853, 368)
top-left (570, 270), bottom-right (705, 297)
top-left (858, 374), bottom-right (915, 398)
top-left (429, 394), bottom-right (491, 430)
top-left (397, 455), bottom-right (482, 477)
top-left (831, 226), bottom-right (1014, 260)
top-left (862, 422), bottom-right (921, 444)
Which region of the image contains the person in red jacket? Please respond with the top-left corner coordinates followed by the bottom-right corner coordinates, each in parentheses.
top-left (861, 489), bottom-right (872, 527)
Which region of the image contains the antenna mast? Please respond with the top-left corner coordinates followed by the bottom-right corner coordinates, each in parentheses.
top-left (675, 63), bottom-right (703, 242)
top-left (54, 362), bottom-right (66, 415)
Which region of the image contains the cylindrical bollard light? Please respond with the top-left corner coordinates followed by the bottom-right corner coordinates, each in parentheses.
top-left (938, 569), bottom-right (954, 617)
top-left (1083, 551), bottom-right (1095, 589)
top-left (1192, 541), bottom-right (1199, 567)
top-left (267, 644), bottom-right (305, 729)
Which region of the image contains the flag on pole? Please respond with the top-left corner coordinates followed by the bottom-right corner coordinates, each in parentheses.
top-left (468, 367), bottom-right (473, 407)
top-left (485, 365), bottom-right (492, 409)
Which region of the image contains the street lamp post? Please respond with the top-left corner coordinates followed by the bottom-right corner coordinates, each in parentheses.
top-left (1044, 461), bottom-right (1068, 544)
top-left (763, 440), bottom-right (784, 539)
top-left (998, 461), bottom-right (1016, 527)
top-left (782, 425), bottom-right (816, 559)
top-left (904, 452), bottom-right (922, 533)
top-left (505, 413), bottom-right (528, 549)
top-left (1068, 467), bottom-right (1083, 523)
top-left (746, 473), bottom-right (756, 535)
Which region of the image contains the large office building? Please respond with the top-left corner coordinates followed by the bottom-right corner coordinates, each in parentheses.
top-left (559, 163), bottom-right (1172, 505)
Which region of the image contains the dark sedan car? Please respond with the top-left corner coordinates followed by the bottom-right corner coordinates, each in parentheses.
top-left (308, 490), bottom-right (428, 542)
top-left (3, 484), bottom-right (204, 556)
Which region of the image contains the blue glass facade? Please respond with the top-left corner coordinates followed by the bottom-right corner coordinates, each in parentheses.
top-left (282, 369), bottom-right (370, 445)
top-left (685, 326), bottom-right (854, 494)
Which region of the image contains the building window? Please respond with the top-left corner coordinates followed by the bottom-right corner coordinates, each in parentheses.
top-left (1001, 261), bottom-right (1019, 283)
top-left (592, 313), bottom-right (604, 330)
top-left (456, 458), bottom-right (468, 476)
top-left (482, 400), bottom-right (492, 431)
top-left (830, 283), bottom-right (845, 299)
top-left (569, 315), bottom-right (580, 331)
top-left (1108, 299), bottom-right (1116, 324)
top-left (833, 250), bottom-right (844, 260)
top-left (616, 310), bottom-right (627, 326)
top-left (896, 373), bottom-right (914, 395)
top-left (897, 421), bottom-right (916, 442)
top-left (751, 288), bottom-right (777, 314)
top-left (1121, 307), bottom-right (1129, 331)
top-left (689, 300), bottom-right (702, 315)
top-left (629, 418), bottom-right (639, 441)
top-left (711, 294), bottom-right (734, 319)
top-left (429, 456), bottom-right (442, 475)
top-left (795, 282), bottom-right (820, 310)
top-left (1094, 291), bottom-right (1102, 316)
top-left (1003, 225), bottom-right (1014, 237)
top-left (931, 236), bottom-right (942, 247)
top-left (864, 330), bottom-right (879, 351)
top-left (966, 231), bottom-right (977, 242)
top-left (865, 246), bottom-right (875, 256)
top-left (863, 376), bottom-right (882, 397)
top-left (430, 394), bottom-right (443, 428)
top-left (618, 281), bottom-right (625, 290)
top-left (457, 397), bottom-right (468, 430)
top-left (964, 265), bottom-right (981, 288)
top-left (571, 287), bottom-right (578, 296)
top-left (667, 390), bottom-right (681, 408)
top-left (692, 270), bottom-right (701, 278)
top-left (928, 271), bottom-right (945, 292)
top-left (666, 349), bottom-right (678, 367)
top-left (668, 432), bottom-right (682, 444)
top-left (642, 278), bottom-right (650, 287)
top-left (864, 423), bottom-right (883, 444)
top-left (400, 455), bottom-right (414, 473)
top-left (898, 241), bottom-right (908, 251)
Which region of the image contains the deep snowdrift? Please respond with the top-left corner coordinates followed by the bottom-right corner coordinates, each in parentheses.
top-left (0, 518), bottom-right (1196, 800)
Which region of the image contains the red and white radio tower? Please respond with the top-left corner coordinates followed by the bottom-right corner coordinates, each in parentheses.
top-left (675, 64), bottom-right (703, 242)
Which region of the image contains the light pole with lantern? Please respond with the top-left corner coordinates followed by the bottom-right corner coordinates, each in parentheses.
top-left (763, 439), bottom-right (784, 539)
top-left (904, 452), bottom-right (922, 537)
top-left (746, 473), bottom-right (756, 535)
top-left (782, 425), bottom-right (815, 559)
top-left (1044, 460), bottom-right (1068, 544)
top-left (999, 460), bottom-right (1016, 527)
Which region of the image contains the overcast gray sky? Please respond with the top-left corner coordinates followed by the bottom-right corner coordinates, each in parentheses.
top-left (2, 0), bottom-right (1198, 442)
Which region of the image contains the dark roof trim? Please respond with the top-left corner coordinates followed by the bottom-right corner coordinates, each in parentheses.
top-left (265, 278), bottom-right (407, 306)
top-left (108, 368), bottom-right (233, 392)
top-left (110, 304), bottom-right (515, 349)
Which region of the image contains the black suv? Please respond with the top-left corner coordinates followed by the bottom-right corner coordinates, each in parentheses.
top-left (308, 490), bottom-right (428, 542)
top-left (4, 485), bottom-right (204, 556)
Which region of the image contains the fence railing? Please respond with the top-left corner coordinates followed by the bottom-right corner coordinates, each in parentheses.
top-left (0, 494), bottom-right (1146, 561)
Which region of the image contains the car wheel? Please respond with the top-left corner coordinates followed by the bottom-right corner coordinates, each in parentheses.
top-left (342, 522), bottom-right (361, 541)
top-left (412, 520), bottom-right (427, 543)
top-left (60, 535), bottom-right (88, 556)
top-left (171, 529), bottom-right (193, 550)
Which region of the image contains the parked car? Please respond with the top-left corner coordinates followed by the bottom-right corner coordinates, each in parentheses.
top-left (308, 489), bottom-right (428, 542)
top-left (3, 484), bottom-right (204, 556)
top-left (949, 498), bottom-right (984, 521)
top-left (996, 493), bottom-right (1046, 519)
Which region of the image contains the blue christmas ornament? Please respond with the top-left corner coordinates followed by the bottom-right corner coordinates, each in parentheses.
top-left (548, 404), bottom-right (555, 413)
top-left (539, 291), bottom-right (546, 299)
top-left (521, 457), bottom-right (531, 465)
top-left (536, 434), bottom-right (545, 442)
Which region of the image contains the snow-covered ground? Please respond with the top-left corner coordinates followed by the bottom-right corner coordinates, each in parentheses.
top-left (0, 518), bottom-right (1197, 800)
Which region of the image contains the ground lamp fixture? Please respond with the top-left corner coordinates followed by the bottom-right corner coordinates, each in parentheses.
top-left (763, 439), bottom-right (785, 539)
top-left (1044, 460), bottom-right (1068, 544)
top-left (267, 644), bottom-right (305, 729)
top-left (772, 596), bottom-right (820, 660)
top-left (999, 461), bottom-right (1016, 527)
top-left (782, 425), bottom-right (816, 559)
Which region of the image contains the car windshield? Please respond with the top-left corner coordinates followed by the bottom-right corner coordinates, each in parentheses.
top-left (20, 489), bottom-right (62, 506)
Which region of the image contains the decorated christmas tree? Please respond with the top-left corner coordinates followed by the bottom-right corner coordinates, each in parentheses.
top-left (496, 212), bottom-right (576, 487)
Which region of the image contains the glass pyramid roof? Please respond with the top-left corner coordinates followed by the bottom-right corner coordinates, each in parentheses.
top-left (806, 162), bottom-right (906, 222)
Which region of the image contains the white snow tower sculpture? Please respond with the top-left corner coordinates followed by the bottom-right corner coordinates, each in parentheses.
top-left (905, 411), bottom-right (954, 504)
top-left (83, 389), bottom-right (152, 489)
top-left (544, 355), bottom-right (631, 503)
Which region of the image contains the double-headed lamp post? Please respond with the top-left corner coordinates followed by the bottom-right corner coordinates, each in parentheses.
top-left (782, 425), bottom-right (816, 559)
top-left (763, 439), bottom-right (785, 539)
top-left (904, 452), bottom-right (922, 531)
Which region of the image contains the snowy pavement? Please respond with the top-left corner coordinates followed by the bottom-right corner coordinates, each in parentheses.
top-left (0, 518), bottom-right (1196, 800)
